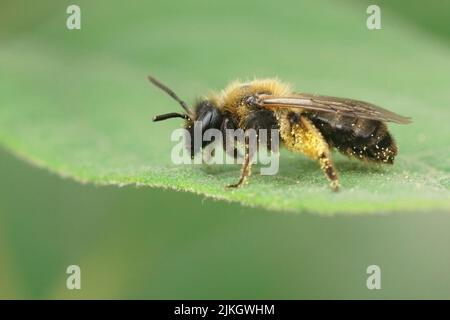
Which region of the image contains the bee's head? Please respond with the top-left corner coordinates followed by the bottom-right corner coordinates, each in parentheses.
top-left (149, 76), bottom-right (223, 158)
top-left (185, 100), bottom-right (223, 157)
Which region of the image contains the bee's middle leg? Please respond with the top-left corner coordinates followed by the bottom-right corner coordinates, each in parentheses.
top-left (226, 109), bottom-right (278, 188)
top-left (226, 135), bottom-right (253, 188)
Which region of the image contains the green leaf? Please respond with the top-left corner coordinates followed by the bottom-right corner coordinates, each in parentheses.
top-left (0, 0), bottom-right (449, 214)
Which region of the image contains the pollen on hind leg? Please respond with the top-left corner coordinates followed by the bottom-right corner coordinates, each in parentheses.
top-left (319, 153), bottom-right (340, 191)
top-left (330, 180), bottom-right (340, 192)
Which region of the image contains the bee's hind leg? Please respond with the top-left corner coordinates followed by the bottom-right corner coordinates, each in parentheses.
top-left (282, 114), bottom-right (339, 191)
top-left (318, 151), bottom-right (339, 192)
top-left (299, 116), bottom-right (339, 191)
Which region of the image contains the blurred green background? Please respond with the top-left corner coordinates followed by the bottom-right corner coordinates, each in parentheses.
top-left (1, 0), bottom-right (450, 299)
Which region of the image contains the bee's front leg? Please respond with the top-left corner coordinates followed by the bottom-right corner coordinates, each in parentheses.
top-left (221, 117), bottom-right (244, 160)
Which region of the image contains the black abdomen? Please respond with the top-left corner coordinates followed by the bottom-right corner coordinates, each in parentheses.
top-left (307, 112), bottom-right (397, 163)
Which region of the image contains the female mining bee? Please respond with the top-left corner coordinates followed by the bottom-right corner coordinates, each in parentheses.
top-left (149, 75), bottom-right (411, 191)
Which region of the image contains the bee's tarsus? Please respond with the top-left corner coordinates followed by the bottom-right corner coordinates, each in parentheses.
top-left (330, 181), bottom-right (340, 192)
top-left (226, 183), bottom-right (241, 189)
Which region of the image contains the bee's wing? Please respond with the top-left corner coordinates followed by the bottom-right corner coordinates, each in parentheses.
top-left (261, 93), bottom-right (412, 124)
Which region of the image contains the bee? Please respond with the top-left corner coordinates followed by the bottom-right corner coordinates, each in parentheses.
top-left (149, 75), bottom-right (411, 191)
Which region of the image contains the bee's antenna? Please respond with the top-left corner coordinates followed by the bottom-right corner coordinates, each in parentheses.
top-left (147, 75), bottom-right (192, 116)
top-left (153, 112), bottom-right (190, 122)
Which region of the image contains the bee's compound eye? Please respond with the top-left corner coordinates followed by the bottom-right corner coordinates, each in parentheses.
top-left (196, 102), bottom-right (223, 132)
